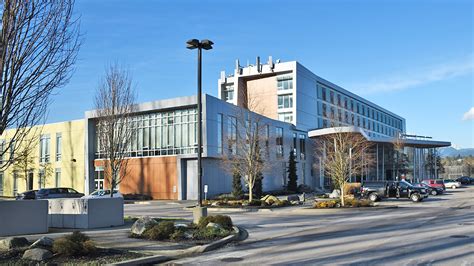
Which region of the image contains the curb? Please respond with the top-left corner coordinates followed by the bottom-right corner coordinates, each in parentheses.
top-left (110, 226), bottom-right (244, 265)
top-left (124, 201), bottom-right (151, 205)
top-left (183, 205), bottom-right (300, 213)
top-left (290, 205), bottom-right (399, 213)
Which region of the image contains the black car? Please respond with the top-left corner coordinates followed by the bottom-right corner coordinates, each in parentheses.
top-left (414, 183), bottom-right (443, 196)
top-left (36, 187), bottom-right (84, 199)
top-left (361, 180), bottom-right (428, 202)
top-left (15, 190), bottom-right (37, 200)
top-left (456, 176), bottom-right (473, 185)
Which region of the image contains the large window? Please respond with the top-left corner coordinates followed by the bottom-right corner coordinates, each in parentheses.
top-left (222, 84), bottom-right (234, 102)
top-left (13, 171), bottom-right (18, 195)
top-left (217, 114), bottom-right (223, 154)
top-left (277, 76), bottom-right (293, 91)
top-left (278, 112), bottom-right (293, 123)
top-left (95, 108), bottom-right (198, 159)
top-left (228, 116), bottom-right (237, 155)
top-left (277, 94), bottom-right (293, 109)
top-left (0, 172), bottom-right (3, 196)
top-left (56, 133), bottom-right (62, 161)
top-left (276, 127), bottom-right (284, 157)
top-left (299, 134), bottom-right (306, 160)
top-left (0, 140), bottom-right (5, 165)
top-left (39, 135), bottom-right (50, 163)
top-left (55, 168), bottom-right (61, 187)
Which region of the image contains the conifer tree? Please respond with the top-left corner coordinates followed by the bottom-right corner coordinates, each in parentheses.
top-left (287, 150), bottom-right (298, 192)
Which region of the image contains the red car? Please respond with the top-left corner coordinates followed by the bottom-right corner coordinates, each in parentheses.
top-left (422, 179), bottom-right (446, 191)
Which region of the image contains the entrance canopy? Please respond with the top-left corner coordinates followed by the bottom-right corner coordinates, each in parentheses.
top-left (308, 126), bottom-right (451, 148)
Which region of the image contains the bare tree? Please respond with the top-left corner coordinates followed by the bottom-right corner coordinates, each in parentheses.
top-left (222, 96), bottom-right (268, 202)
top-left (392, 135), bottom-right (406, 179)
top-left (317, 129), bottom-right (374, 206)
top-left (12, 136), bottom-right (38, 189)
top-left (94, 64), bottom-right (136, 197)
top-left (0, 0), bottom-right (80, 170)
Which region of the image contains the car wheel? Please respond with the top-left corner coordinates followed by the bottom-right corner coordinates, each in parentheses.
top-left (369, 193), bottom-right (378, 202)
top-left (452, 185), bottom-right (457, 189)
top-left (431, 190), bottom-right (438, 196)
top-left (411, 193), bottom-right (420, 202)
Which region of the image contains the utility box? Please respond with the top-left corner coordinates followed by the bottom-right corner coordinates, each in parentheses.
top-left (48, 197), bottom-right (124, 229)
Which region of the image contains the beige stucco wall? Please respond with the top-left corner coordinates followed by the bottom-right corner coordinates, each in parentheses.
top-left (0, 119), bottom-right (85, 197)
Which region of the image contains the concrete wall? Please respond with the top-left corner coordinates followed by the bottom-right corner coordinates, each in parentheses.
top-left (48, 198), bottom-right (123, 229)
top-left (0, 200), bottom-right (48, 236)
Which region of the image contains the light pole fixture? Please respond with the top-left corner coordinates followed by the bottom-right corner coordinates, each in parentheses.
top-left (186, 38), bottom-right (213, 208)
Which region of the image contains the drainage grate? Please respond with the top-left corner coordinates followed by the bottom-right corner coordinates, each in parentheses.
top-left (221, 257), bottom-right (244, 262)
top-left (450, 235), bottom-right (470, 238)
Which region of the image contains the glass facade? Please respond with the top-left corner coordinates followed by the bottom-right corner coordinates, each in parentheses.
top-left (217, 113), bottom-right (223, 154)
top-left (276, 127), bottom-right (283, 157)
top-left (222, 84), bottom-right (234, 102)
top-left (317, 83), bottom-right (404, 137)
top-left (95, 108), bottom-right (198, 159)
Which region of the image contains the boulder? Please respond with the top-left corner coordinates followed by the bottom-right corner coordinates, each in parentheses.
top-left (131, 216), bottom-right (158, 236)
top-left (0, 237), bottom-right (29, 250)
top-left (287, 195), bottom-right (300, 202)
top-left (329, 189), bottom-right (341, 199)
top-left (206, 222), bottom-right (222, 229)
top-left (22, 248), bottom-right (53, 261)
top-left (174, 223), bottom-right (188, 229)
top-left (29, 236), bottom-right (54, 249)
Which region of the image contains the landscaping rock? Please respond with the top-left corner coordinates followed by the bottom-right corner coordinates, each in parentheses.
top-left (131, 216), bottom-right (158, 236)
top-left (175, 223), bottom-right (188, 229)
top-left (287, 195), bottom-right (300, 202)
top-left (29, 236), bottom-right (54, 249)
top-left (206, 222), bottom-right (222, 229)
top-left (329, 189), bottom-right (341, 199)
top-left (22, 248), bottom-right (53, 261)
top-left (0, 237), bottom-right (29, 250)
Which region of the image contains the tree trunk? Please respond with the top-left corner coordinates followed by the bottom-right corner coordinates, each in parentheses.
top-left (340, 183), bottom-right (345, 207)
top-left (248, 186), bottom-right (253, 202)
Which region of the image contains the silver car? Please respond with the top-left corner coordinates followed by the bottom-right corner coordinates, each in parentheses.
top-left (443, 179), bottom-right (461, 189)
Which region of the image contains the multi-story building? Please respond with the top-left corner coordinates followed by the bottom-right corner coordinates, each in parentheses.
top-left (218, 57), bottom-right (450, 186)
top-left (0, 57), bottom-right (451, 199)
top-left (0, 120), bottom-right (85, 197)
top-left (85, 94), bottom-right (311, 199)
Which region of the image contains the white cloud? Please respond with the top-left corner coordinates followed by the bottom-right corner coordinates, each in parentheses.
top-left (351, 55), bottom-right (473, 94)
top-left (463, 107), bottom-right (474, 121)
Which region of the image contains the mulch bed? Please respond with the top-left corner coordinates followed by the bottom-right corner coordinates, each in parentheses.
top-left (0, 247), bottom-right (144, 265)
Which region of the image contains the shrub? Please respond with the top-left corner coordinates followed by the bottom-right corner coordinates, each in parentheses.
top-left (144, 221), bottom-right (176, 240)
top-left (193, 227), bottom-right (229, 240)
top-left (52, 231), bottom-right (96, 256)
top-left (170, 227), bottom-right (186, 241)
top-left (198, 215), bottom-right (233, 230)
top-left (247, 199), bottom-right (261, 206)
top-left (314, 200), bottom-right (340, 208)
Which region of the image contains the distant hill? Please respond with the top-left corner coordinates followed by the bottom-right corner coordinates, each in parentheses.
top-left (439, 147), bottom-right (474, 158)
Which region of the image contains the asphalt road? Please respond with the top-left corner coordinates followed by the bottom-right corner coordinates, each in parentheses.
top-left (125, 187), bottom-right (474, 265)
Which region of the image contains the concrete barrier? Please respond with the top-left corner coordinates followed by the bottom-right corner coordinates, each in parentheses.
top-left (0, 200), bottom-right (49, 237)
top-left (48, 197), bottom-right (124, 229)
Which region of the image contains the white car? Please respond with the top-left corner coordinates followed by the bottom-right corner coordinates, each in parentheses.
top-left (443, 179), bottom-right (461, 189)
top-left (81, 189), bottom-right (123, 199)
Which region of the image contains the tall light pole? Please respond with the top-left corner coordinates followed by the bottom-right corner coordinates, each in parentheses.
top-left (186, 39), bottom-right (213, 208)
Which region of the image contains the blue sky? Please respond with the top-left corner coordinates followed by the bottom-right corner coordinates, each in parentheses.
top-left (50, 0), bottom-right (473, 147)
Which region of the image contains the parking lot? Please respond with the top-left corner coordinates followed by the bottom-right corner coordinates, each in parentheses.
top-left (124, 186), bottom-right (474, 265)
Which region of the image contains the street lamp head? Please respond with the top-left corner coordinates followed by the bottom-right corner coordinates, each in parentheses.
top-left (201, 39), bottom-right (214, 50)
top-left (186, 39), bottom-right (199, 49)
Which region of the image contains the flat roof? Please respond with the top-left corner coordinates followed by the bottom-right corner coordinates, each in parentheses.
top-left (308, 126), bottom-right (451, 148)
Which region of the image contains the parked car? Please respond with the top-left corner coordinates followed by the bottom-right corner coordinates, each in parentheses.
top-left (36, 188), bottom-right (84, 199)
top-left (421, 179), bottom-right (446, 191)
top-left (15, 190), bottom-right (37, 200)
top-left (81, 189), bottom-right (122, 199)
top-left (413, 183), bottom-right (443, 196)
top-left (456, 176), bottom-right (473, 185)
top-left (443, 179), bottom-right (461, 189)
top-left (361, 180), bottom-right (428, 202)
